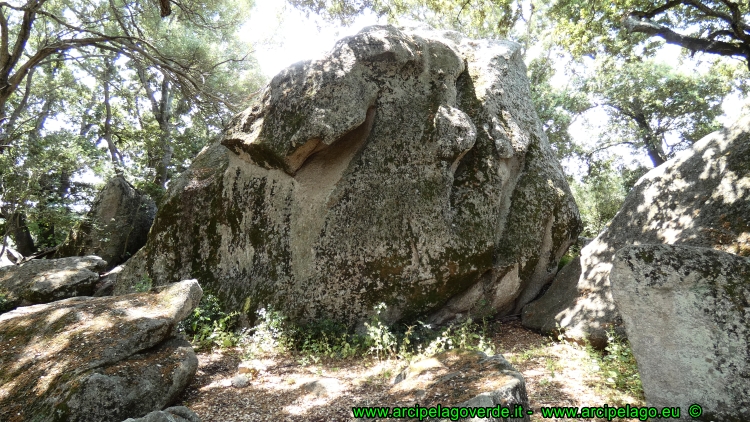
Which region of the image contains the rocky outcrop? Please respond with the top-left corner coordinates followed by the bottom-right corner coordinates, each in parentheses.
top-left (522, 116), bottom-right (750, 347)
top-left (56, 175), bottom-right (156, 270)
top-left (0, 280), bottom-right (202, 422)
top-left (611, 245), bottom-right (750, 422)
top-left (0, 256), bottom-right (106, 312)
top-left (377, 349), bottom-right (529, 421)
top-left (115, 25), bottom-right (580, 328)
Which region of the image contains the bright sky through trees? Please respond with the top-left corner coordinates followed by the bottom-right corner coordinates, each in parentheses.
top-left (241, 0), bottom-right (747, 174)
top-left (243, 1), bottom-right (384, 78)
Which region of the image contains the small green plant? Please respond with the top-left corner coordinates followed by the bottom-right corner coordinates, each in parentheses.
top-left (242, 307), bottom-right (295, 358)
top-left (587, 330), bottom-right (644, 399)
top-left (422, 317), bottom-right (495, 357)
top-left (134, 274), bottom-right (153, 292)
top-left (233, 303), bottom-right (499, 365)
top-left (0, 290), bottom-right (11, 314)
top-left (180, 293), bottom-right (240, 350)
top-left (364, 303), bottom-right (398, 360)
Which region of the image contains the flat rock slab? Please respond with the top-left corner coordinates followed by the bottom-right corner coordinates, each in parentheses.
top-left (0, 256), bottom-right (106, 312)
top-left (363, 349), bottom-right (529, 421)
top-left (0, 280), bottom-right (202, 422)
top-left (611, 245), bottom-right (750, 422)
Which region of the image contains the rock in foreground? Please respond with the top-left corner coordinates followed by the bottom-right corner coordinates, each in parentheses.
top-left (0, 280), bottom-right (202, 422)
top-left (116, 25), bottom-right (580, 328)
top-left (0, 256), bottom-right (106, 312)
top-left (611, 245), bottom-right (750, 422)
top-left (56, 175), bottom-right (156, 270)
top-left (523, 116), bottom-right (750, 347)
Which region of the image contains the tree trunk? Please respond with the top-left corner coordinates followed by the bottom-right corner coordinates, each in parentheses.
top-left (633, 112), bottom-right (667, 167)
top-left (8, 212), bottom-right (36, 256)
top-left (102, 57), bottom-right (123, 167)
top-left (136, 65), bottom-right (174, 189)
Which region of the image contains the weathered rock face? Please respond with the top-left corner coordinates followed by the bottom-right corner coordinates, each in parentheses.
top-left (522, 116), bottom-right (750, 347)
top-left (0, 280), bottom-right (202, 422)
top-left (611, 245), bottom-right (750, 422)
top-left (115, 25), bottom-right (580, 327)
top-left (381, 349), bottom-right (529, 422)
top-left (56, 175), bottom-right (156, 270)
top-left (0, 256), bottom-right (106, 312)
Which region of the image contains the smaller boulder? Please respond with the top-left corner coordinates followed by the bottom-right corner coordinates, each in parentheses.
top-left (611, 245), bottom-right (750, 422)
top-left (0, 279), bottom-right (202, 422)
top-left (56, 175), bottom-right (156, 270)
top-left (521, 256), bottom-right (623, 349)
top-left (522, 115), bottom-right (750, 347)
top-left (122, 406), bottom-right (201, 422)
top-left (0, 255), bottom-right (106, 311)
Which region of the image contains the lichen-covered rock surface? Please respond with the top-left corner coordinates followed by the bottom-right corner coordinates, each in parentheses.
top-left (522, 116), bottom-right (750, 347)
top-left (56, 175), bottom-right (156, 270)
top-left (0, 255), bottom-right (106, 312)
top-left (374, 349), bottom-right (529, 421)
top-left (610, 245), bottom-right (750, 422)
top-left (115, 25), bottom-right (580, 327)
top-left (0, 279), bottom-right (202, 422)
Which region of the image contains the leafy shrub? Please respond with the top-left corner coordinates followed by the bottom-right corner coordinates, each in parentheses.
top-left (0, 290), bottom-right (11, 314)
top-left (587, 330), bottom-right (644, 399)
top-left (134, 274), bottom-right (153, 293)
top-left (180, 293), bottom-right (240, 349)
top-left (258, 303), bottom-right (496, 364)
top-left (241, 307), bottom-right (295, 358)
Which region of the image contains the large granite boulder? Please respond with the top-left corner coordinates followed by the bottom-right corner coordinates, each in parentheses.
top-left (611, 245), bottom-right (750, 422)
top-left (0, 255), bottom-right (106, 312)
top-left (115, 25), bottom-right (580, 327)
top-left (377, 349), bottom-right (529, 421)
top-left (522, 116), bottom-right (750, 347)
top-left (0, 279), bottom-right (202, 422)
top-left (56, 175), bottom-right (156, 270)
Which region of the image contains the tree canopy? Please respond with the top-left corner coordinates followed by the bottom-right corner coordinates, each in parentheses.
top-left (0, 0), bottom-right (741, 255)
top-left (0, 0), bottom-right (263, 255)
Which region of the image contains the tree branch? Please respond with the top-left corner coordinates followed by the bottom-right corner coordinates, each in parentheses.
top-left (624, 14), bottom-right (749, 61)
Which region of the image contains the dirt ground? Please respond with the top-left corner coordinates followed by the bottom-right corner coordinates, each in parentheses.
top-left (176, 319), bottom-right (644, 421)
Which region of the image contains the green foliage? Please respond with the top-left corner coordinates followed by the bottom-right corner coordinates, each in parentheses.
top-left (586, 330), bottom-right (644, 399)
top-left (570, 159), bottom-right (628, 237)
top-left (550, 0), bottom-right (750, 65)
top-left (237, 303), bottom-right (494, 365)
top-left (0, 290), bottom-right (11, 314)
top-left (363, 302), bottom-right (398, 360)
top-left (585, 59), bottom-right (729, 167)
top-left (134, 274), bottom-right (153, 293)
top-left (0, 0), bottom-right (264, 254)
top-left (181, 293), bottom-right (240, 350)
top-left (528, 55), bottom-right (590, 161)
top-left (288, 0), bottom-right (526, 39)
